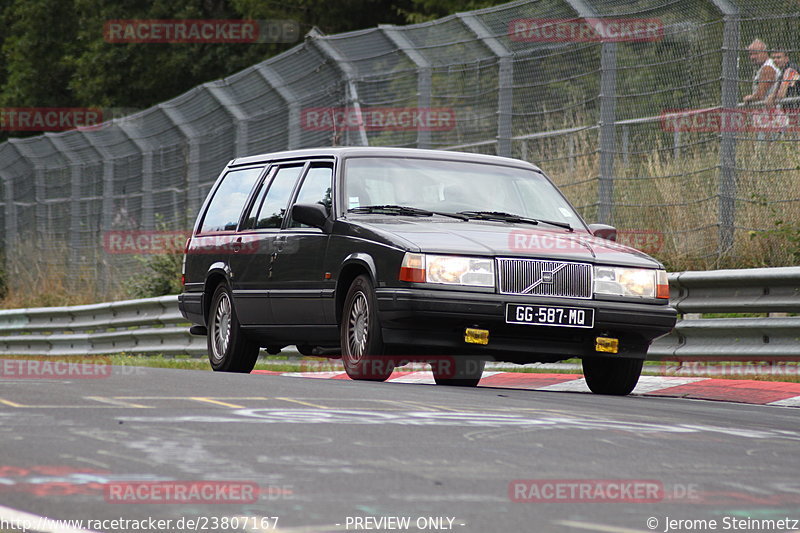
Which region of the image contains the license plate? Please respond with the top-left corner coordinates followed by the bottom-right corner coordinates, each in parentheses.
top-left (505, 304), bottom-right (594, 328)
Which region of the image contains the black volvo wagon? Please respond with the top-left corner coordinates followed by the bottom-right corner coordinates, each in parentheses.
top-left (178, 147), bottom-right (676, 395)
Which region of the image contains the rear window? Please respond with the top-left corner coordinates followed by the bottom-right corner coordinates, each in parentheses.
top-left (200, 167), bottom-right (264, 233)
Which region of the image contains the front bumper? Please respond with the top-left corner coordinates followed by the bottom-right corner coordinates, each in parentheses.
top-left (375, 288), bottom-right (677, 362)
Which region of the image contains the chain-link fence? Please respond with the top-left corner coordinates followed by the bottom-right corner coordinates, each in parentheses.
top-left (1, 0), bottom-right (799, 300)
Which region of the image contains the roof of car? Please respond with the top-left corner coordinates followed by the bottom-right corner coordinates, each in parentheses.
top-left (228, 146), bottom-right (542, 172)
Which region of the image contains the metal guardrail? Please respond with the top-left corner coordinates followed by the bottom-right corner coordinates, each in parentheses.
top-left (0, 296), bottom-right (206, 356)
top-left (0, 267), bottom-right (796, 359)
top-left (649, 267), bottom-right (800, 360)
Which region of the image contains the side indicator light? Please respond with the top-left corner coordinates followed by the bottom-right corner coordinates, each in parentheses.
top-left (595, 337), bottom-right (619, 353)
top-left (656, 270), bottom-right (670, 299)
top-left (465, 328), bottom-right (489, 345)
top-left (399, 252), bottom-right (426, 282)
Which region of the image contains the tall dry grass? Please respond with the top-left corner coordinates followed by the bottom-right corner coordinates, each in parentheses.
top-left (0, 235), bottom-right (124, 309)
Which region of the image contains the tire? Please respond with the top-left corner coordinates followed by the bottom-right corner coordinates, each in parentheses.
top-left (582, 357), bottom-right (643, 396)
top-left (340, 275), bottom-right (394, 381)
top-left (207, 284), bottom-right (260, 373)
top-left (432, 357), bottom-right (485, 387)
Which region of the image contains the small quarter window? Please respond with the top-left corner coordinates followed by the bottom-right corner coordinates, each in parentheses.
top-left (290, 163), bottom-right (333, 228)
top-left (200, 167), bottom-right (264, 233)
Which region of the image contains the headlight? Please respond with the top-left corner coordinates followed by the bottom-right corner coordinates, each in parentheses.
top-left (399, 253), bottom-right (495, 287)
top-left (594, 266), bottom-right (667, 299)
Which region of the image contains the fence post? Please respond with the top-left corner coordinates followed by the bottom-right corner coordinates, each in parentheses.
top-left (254, 64), bottom-right (302, 150)
top-left (713, 0), bottom-right (741, 255)
top-left (562, 0), bottom-right (616, 223)
top-left (46, 136), bottom-right (84, 270)
top-left (458, 13), bottom-right (513, 157)
top-left (79, 131), bottom-right (116, 296)
top-left (205, 82), bottom-right (250, 157)
top-left (0, 164), bottom-right (18, 262)
top-left (8, 139), bottom-right (49, 250)
top-left (598, 41), bottom-right (618, 224)
top-left (621, 125), bottom-right (629, 167)
top-left (116, 122), bottom-right (155, 231)
top-left (381, 25), bottom-right (433, 150)
top-left (160, 103), bottom-right (204, 223)
top-left (569, 135), bottom-right (576, 174)
top-left (309, 29), bottom-right (369, 147)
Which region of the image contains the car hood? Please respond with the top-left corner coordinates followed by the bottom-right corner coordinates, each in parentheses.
top-left (350, 217), bottom-right (661, 268)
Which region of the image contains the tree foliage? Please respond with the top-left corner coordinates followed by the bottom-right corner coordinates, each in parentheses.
top-left (0, 0), bottom-right (509, 140)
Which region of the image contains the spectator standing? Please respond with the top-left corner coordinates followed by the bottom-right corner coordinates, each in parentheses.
top-left (743, 39), bottom-right (781, 105)
top-left (769, 50), bottom-right (800, 109)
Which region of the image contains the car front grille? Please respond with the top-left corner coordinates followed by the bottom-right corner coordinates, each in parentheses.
top-left (497, 258), bottom-right (593, 299)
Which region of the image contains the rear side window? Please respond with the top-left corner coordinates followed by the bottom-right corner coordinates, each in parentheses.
top-left (253, 165), bottom-right (304, 229)
top-left (200, 167), bottom-right (264, 233)
top-left (289, 163), bottom-right (333, 228)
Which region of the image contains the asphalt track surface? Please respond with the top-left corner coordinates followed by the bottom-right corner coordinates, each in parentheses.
top-left (1, 366), bottom-right (799, 533)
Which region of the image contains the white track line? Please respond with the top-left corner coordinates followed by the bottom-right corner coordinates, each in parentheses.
top-left (0, 504), bottom-right (99, 533)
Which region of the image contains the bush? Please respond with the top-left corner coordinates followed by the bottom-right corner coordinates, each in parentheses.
top-left (124, 251), bottom-right (183, 299)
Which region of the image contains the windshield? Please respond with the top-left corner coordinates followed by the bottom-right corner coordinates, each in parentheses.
top-left (343, 157), bottom-right (583, 228)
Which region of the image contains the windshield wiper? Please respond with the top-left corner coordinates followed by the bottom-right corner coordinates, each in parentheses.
top-left (457, 211), bottom-right (573, 231)
top-left (348, 205), bottom-right (468, 221)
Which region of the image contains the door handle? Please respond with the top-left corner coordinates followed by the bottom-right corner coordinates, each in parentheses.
top-left (232, 236), bottom-right (243, 253)
top-left (274, 235), bottom-right (287, 253)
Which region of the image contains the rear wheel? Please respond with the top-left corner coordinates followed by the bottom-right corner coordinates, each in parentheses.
top-left (432, 357), bottom-right (485, 387)
top-left (340, 275), bottom-right (394, 381)
top-left (582, 357), bottom-right (643, 395)
top-left (207, 284), bottom-right (260, 373)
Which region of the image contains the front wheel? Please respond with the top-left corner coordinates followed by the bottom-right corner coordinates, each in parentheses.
top-left (207, 284), bottom-right (260, 372)
top-left (582, 357), bottom-right (643, 395)
top-left (340, 275), bottom-right (394, 381)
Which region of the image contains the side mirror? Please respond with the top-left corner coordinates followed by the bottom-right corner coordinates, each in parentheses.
top-left (588, 223), bottom-right (617, 241)
top-left (291, 203), bottom-right (329, 228)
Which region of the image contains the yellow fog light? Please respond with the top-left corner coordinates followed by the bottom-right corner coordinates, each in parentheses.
top-left (465, 328), bottom-right (489, 345)
top-left (595, 337), bottom-right (619, 353)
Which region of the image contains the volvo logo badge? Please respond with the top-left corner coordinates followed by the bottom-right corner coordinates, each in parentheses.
top-left (541, 271), bottom-right (554, 283)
